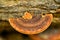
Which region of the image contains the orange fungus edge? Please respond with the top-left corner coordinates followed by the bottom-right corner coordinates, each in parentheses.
top-left (22, 12), bottom-right (32, 20)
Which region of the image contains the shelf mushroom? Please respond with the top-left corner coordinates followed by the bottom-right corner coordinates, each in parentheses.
top-left (9, 12), bottom-right (53, 40)
top-left (49, 32), bottom-right (60, 40)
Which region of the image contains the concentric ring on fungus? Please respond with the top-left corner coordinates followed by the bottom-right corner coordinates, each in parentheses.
top-left (9, 13), bottom-right (53, 34)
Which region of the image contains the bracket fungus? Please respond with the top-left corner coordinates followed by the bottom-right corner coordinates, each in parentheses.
top-left (9, 12), bottom-right (53, 40)
top-left (49, 32), bottom-right (60, 40)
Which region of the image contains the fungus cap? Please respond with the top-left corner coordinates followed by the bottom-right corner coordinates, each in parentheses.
top-left (9, 13), bottom-right (53, 34)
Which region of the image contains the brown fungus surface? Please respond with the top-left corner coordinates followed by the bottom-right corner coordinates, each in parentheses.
top-left (9, 13), bottom-right (53, 34)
